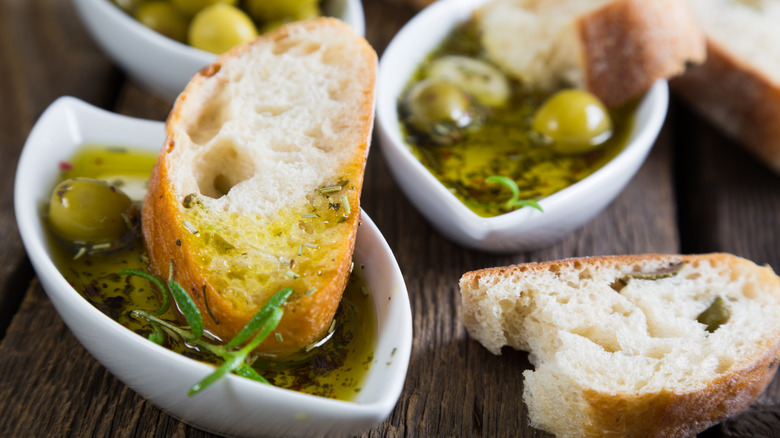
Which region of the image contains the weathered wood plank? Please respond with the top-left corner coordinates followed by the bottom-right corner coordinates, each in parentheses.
top-left (0, 0), bottom-right (122, 340)
top-left (672, 97), bottom-right (780, 437)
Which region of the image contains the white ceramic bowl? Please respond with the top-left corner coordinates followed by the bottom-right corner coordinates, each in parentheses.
top-left (71, 0), bottom-right (366, 101)
top-left (376, 0), bottom-right (668, 253)
top-left (15, 97), bottom-right (412, 438)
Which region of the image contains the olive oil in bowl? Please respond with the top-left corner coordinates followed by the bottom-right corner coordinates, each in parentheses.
top-left (47, 145), bottom-right (377, 401)
top-left (398, 23), bottom-right (636, 218)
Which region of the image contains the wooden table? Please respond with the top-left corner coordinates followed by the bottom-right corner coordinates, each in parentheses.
top-left (1, 0), bottom-right (779, 436)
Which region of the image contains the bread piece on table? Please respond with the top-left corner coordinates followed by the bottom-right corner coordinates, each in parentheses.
top-left (475, 0), bottom-right (706, 107)
top-left (142, 18), bottom-right (377, 356)
top-left (459, 253), bottom-right (780, 437)
top-left (672, 0), bottom-right (780, 173)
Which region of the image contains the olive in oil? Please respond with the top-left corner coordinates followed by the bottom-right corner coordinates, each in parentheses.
top-left (400, 24), bottom-right (636, 218)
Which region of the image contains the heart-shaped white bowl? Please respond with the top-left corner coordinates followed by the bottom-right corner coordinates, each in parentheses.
top-left (70, 0), bottom-right (366, 101)
top-left (15, 96), bottom-right (411, 438)
top-left (376, 0), bottom-right (668, 253)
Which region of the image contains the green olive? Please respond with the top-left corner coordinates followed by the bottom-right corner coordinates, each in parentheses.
top-left (245, 0), bottom-right (320, 23)
top-left (403, 78), bottom-right (478, 145)
top-left (697, 296), bottom-right (731, 333)
top-left (425, 55), bottom-right (511, 107)
top-left (531, 89), bottom-right (613, 155)
top-left (188, 3), bottom-right (258, 54)
top-left (48, 178), bottom-right (137, 250)
top-left (133, 1), bottom-right (188, 43)
top-left (170, 0), bottom-right (237, 17)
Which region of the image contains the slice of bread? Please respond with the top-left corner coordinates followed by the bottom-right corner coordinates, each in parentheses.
top-left (672, 0), bottom-right (780, 173)
top-left (475, 0), bottom-right (706, 107)
top-left (459, 253), bottom-right (780, 437)
top-left (142, 18), bottom-right (377, 356)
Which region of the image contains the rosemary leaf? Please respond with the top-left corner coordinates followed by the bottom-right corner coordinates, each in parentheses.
top-left (512, 199), bottom-right (543, 212)
top-left (188, 354), bottom-right (245, 396)
top-left (226, 288), bottom-right (292, 349)
top-left (341, 195), bottom-right (351, 215)
top-left (485, 176), bottom-right (519, 204)
top-left (148, 321), bottom-right (164, 345)
top-left (167, 260), bottom-right (203, 340)
top-left (318, 185), bottom-right (342, 194)
top-left (168, 279), bottom-right (203, 341)
top-left (485, 176), bottom-right (543, 212)
top-left (234, 363), bottom-right (270, 385)
top-left (240, 307), bottom-right (284, 353)
top-left (120, 268), bottom-right (170, 315)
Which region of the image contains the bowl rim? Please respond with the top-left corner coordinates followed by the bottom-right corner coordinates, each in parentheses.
top-left (376, 0), bottom-right (668, 234)
top-left (79, 0), bottom-right (214, 62)
top-left (73, 0), bottom-right (366, 60)
top-left (14, 96), bottom-right (411, 434)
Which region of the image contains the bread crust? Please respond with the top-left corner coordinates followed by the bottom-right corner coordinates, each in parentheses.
top-left (578, 0), bottom-right (706, 107)
top-left (460, 253), bottom-right (780, 437)
top-left (672, 39), bottom-right (780, 173)
top-left (580, 337), bottom-right (780, 437)
top-left (142, 18), bottom-right (377, 356)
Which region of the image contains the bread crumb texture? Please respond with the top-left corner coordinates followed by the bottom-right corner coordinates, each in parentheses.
top-left (476, 0), bottom-right (607, 90)
top-left (169, 22), bottom-right (372, 216)
top-left (476, 0), bottom-right (705, 106)
top-left (459, 253), bottom-right (780, 437)
top-left (687, 0), bottom-right (780, 86)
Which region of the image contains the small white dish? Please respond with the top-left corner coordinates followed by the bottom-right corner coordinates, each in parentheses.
top-left (70, 0), bottom-right (366, 101)
top-left (375, 0), bottom-right (668, 253)
top-left (15, 97), bottom-right (411, 438)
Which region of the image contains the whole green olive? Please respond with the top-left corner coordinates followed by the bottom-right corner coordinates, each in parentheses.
top-left (133, 1), bottom-right (188, 43)
top-left (403, 78), bottom-right (479, 145)
top-left (170, 0), bottom-right (237, 17)
top-left (48, 178), bottom-right (137, 250)
top-left (531, 89), bottom-right (613, 155)
top-left (188, 3), bottom-right (259, 54)
top-left (245, 0), bottom-right (320, 23)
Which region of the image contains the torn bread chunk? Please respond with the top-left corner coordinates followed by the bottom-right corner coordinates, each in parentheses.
top-left (475, 0), bottom-right (706, 106)
top-left (460, 253), bottom-right (780, 437)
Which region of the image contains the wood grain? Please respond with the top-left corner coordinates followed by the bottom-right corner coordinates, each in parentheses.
top-left (0, 0), bottom-right (120, 341)
top-left (0, 0), bottom-right (778, 437)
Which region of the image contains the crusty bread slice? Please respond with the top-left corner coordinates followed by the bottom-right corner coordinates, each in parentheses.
top-left (142, 18), bottom-right (377, 356)
top-left (475, 0), bottom-right (706, 107)
top-left (672, 0), bottom-right (780, 173)
top-left (460, 253), bottom-right (780, 437)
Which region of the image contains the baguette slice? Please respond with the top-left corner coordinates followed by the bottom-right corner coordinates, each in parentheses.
top-left (460, 253), bottom-right (780, 437)
top-left (672, 0), bottom-right (780, 173)
top-left (475, 0), bottom-right (706, 107)
top-left (142, 18), bottom-right (377, 356)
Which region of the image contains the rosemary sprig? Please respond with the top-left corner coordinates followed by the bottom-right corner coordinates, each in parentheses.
top-left (485, 176), bottom-right (544, 212)
top-left (189, 307), bottom-right (284, 396)
top-left (226, 287), bottom-right (293, 349)
top-left (122, 270), bottom-right (293, 396)
top-left (166, 260), bottom-right (203, 341)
